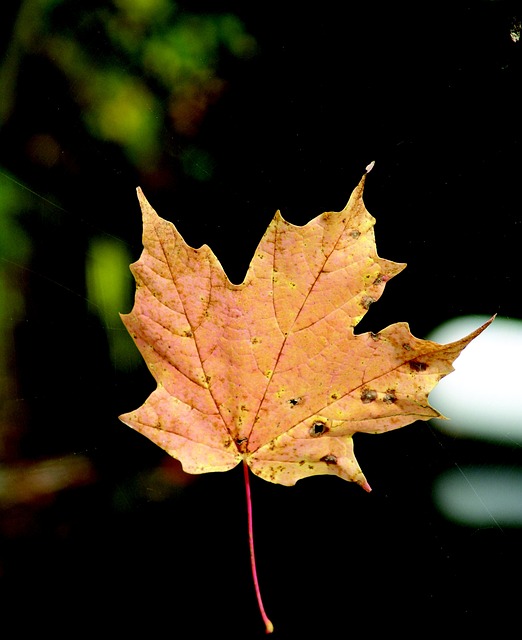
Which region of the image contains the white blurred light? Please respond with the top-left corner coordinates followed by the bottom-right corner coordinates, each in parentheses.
top-left (432, 466), bottom-right (522, 527)
top-left (427, 315), bottom-right (522, 445)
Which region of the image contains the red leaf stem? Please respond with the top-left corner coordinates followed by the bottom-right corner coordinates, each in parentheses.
top-left (243, 461), bottom-right (274, 634)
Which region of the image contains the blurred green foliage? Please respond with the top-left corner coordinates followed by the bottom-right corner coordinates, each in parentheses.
top-left (2, 0), bottom-right (257, 173)
top-left (0, 174), bottom-right (32, 266)
top-left (0, 0), bottom-right (258, 382)
top-left (0, 172), bottom-right (33, 456)
top-left (86, 236), bottom-right (140, 370)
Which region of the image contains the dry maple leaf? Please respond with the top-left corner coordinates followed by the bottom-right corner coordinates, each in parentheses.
top-left (119, 167), bottom-right (492, 491)
top-left (119, 165), bottom-right (493, 633)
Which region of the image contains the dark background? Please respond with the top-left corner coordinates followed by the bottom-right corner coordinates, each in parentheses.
top-left (0, 1), bottom-right (520, 637)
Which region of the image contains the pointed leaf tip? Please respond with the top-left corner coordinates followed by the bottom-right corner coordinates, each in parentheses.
top-left (365, 160), bottom-right (375, 173)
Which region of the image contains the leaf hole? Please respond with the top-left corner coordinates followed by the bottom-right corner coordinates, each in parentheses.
top-left (309, 421), bottom-right (329, 437)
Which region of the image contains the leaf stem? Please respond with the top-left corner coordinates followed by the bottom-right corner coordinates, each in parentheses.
top-left (243, 461), bottom-right (274, 634)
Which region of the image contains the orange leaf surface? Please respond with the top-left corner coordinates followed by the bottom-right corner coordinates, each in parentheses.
top-left (119, 168), bottom-right (493, 492)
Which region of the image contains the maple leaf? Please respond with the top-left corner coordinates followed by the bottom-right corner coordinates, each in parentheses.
top-left (119, 167), bottom-right (492, 492)
top-left (119, 165), bottom-right (493, 633)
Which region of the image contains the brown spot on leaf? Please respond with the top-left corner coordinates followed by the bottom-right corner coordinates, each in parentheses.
top-left (361, 388), bottom-right (378, 403)
top-left (288, 397), bottom-right (302, 407)
top-left (235, 437), bottom-right (248, 453)
top-left (383, 389), bottom-right (397, 403)
top-left (183, 329), bottom-right (193, 338)
top-left (410, 360), bottom-right (428, 372)
top-left (330, 392), bottom-right (339, 400)
top-left (402, 343), bottom-right (412, 351)
top-left (320, 454), bottom-right (337, 465)
top-left (361, 296), bottom-right (375, 310)
top-left (309, 421), bottom-right (329, 437)
top-left (350, 229), bottom-right (361, 239)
